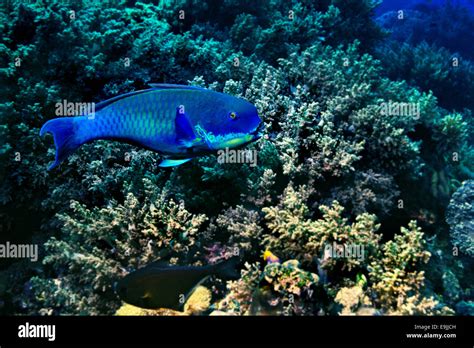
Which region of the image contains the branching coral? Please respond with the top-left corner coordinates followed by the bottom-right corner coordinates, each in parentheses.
top-left (258, 260), bottom-right (318, 315)
top-left (328, 170), bottom-right (400, 217)
top-left (367, 221), bottom-right (447, 314)
top-left (446, 180), bottom-right (474, 257)
top-left (204, 205), bottom-right (263, 259)
top-left (216, 262), bottom-right (262, 315)
top-left (217, 260), bottom-right (318, 316)
top-left (22, 180), bottom-right (207, 315)
top-left (334, 284), bottom-right (375, 315)
top-left (330, 220), bottom-right (453, 315)
top-left (262, 184), bottom-right (381, 273)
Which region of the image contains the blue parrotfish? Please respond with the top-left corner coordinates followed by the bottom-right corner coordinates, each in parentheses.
top-left (40, 84), bottom-right (263, 169)
top-left (117, 257), bottom-right (240, 310)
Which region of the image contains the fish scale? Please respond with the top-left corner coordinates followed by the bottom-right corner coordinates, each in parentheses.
top-left (79, 90), bottom-right (190, 149)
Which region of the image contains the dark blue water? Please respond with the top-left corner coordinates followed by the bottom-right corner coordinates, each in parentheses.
top-left (377, 0), bottom-right (474, 14)
top-left (375, 0), bottom-right (474, 60)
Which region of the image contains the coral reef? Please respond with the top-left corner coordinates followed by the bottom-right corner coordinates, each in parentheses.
top-left (446, 180), bottom-right (474, 257)
top-left (0, 0), bottom-right (471, 316)
top-left (334, 285), bottom-right (374, 315)
top-left (262, 185), bottom-right (382, 273)
top-left (366, 221), bottom-right (452, 315)
top-left (20, 181), bottom-right (207, 315)
top-left (216, 260), bottom-right (318, 316)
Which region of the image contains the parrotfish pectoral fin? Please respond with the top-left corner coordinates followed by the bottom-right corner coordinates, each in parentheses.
top-left (175, 107), bottom-right (197, 146)
top-left (158, 158), bottom-right (193, 167)
top-left (194, 124), bottom-right (215, 150)
top-left (40, 117), bottom-right (81, 170)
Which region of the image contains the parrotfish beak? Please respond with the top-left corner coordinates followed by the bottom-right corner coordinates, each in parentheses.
top-left (251, 122), bottom-right (265, 140)
top-left (194, 121), bottom-right (265, 151)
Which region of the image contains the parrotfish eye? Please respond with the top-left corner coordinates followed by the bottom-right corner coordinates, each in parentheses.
top-left (229, 111), bottom-right (238, 120)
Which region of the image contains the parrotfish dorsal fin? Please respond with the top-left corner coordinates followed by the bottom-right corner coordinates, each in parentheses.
top-left (95, 85), bottom-right (206, 112)
top-left (159, 158), bottom-right (193, 167)
top-left (95, 89), bottom-right (155, 112)
top-left (148, 83), bottom-right (207, 91)
top-left (142, 260), bottom-right (173, 270)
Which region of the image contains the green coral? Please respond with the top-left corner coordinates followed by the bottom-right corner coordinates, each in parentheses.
top-left (262, 184), bottom-right (381, 272)
top-left (367, 221), bottom-right (439, 313)
top-left (23, 180), bottom-right (206, 315)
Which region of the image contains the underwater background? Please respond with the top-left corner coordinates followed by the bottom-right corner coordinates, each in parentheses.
top-left (0, 0), bottom-right (473, 316)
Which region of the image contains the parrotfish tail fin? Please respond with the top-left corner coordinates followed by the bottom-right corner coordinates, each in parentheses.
top-left (39, 117), bottom-right (80, 170)
top-left (214, 257), bottom-right (240, 280)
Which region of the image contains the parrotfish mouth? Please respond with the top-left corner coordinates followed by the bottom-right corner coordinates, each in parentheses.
top-left (251, 121), bottom-right (265, 140)
top-left (194, 122), bottom-right (265, 151)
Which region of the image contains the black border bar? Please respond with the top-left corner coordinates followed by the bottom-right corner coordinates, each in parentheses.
top-left (0, 316), bottom-right (471, 345)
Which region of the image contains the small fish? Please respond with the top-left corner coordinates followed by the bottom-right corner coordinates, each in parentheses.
top-left (117, 257), bottom-right (239, 310)
top-left (356, 273), bottom-right (367, 287)
top-left (40, 84), bottom-right (263, 169)
top-left (263, 250), bottom-right (280, 264)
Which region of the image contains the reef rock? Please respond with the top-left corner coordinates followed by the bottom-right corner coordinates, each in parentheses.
top-left (115, 286), bottom-right (211, 316)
